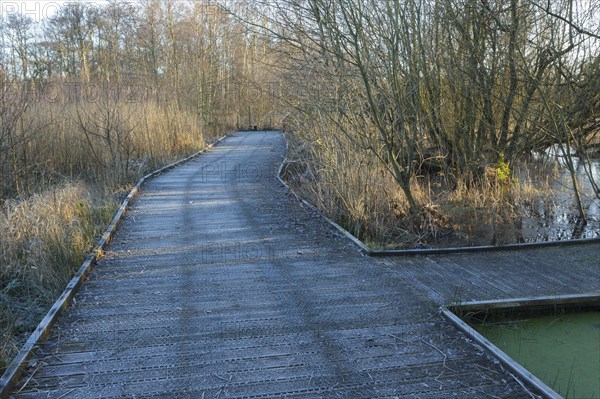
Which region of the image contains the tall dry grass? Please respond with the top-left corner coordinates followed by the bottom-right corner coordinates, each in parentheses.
top-left (283, 118), bottom-right (447, 246)
top-left (10, 100), bottom-right (210, 193)
top-left (284, 117), bottom-right (557, 249)
top-left (0, 182), bottom-right (117, 371)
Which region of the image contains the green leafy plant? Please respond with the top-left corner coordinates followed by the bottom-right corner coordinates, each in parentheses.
top-left (496, 153), bottom-right (511, 185)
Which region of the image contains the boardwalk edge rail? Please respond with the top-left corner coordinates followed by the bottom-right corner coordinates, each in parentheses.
top-left (441, 292), bottom-right (600, 399)
top-left (441, 307), bottom-right (562, 399)
top-left (276, 133), bottom-right (370, 253)
top-left (277, 133), bottom-right (600, 256)
top-left (0, 134), bottom-right (229, 398)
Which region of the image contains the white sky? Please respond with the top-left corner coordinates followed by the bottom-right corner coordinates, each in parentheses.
top-left (1, 1), bottom-right (110, 23)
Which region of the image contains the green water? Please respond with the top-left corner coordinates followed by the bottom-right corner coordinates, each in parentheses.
top-left (475, 311), bottom-right (600, 399)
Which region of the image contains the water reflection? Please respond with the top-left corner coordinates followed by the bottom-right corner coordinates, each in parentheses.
top-left (445, 149), bottom-right (599, 246)
top-left (524, 147), bottom-right (600, 242)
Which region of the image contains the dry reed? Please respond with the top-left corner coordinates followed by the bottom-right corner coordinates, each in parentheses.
top-left (284, 118), bottom-right (558, 249)
top-left (0, 182), bottom-right (117, 372)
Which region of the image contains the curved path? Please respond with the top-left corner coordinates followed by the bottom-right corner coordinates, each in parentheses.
top-left (10, 131), bottom-right (600, 398)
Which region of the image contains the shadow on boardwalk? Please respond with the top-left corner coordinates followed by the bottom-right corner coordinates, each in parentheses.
top-left (8, 131), bottom-right (599, 398)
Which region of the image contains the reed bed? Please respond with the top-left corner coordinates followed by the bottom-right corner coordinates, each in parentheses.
top-left (284, 119), bottom-right (559, 249)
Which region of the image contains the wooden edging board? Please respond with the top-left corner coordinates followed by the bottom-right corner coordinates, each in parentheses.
top-left (0, 134), bottom-right (229, 398)
top-left (441, 292), bottom-right (600, 399)
top-left (276, 132), bottom-right (369, 253)
top-left (452, 292), bottom-right (600, 313)
top-left (367, 236), bottom-right (600, 256)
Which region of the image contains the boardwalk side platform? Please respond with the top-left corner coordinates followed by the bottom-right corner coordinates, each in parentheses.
top-left (7, 131), bottom-right (599, 398)
top-left (380, 245), bottom-right (599, 305)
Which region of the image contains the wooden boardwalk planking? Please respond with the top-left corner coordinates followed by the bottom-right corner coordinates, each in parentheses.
top-left (382, 245), bottom-right (599, 304)
top-left (8, 131), bottom-right (600, 398)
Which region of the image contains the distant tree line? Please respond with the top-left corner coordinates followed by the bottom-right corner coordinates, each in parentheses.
top-left (0, 0), bottom-right (278, 198)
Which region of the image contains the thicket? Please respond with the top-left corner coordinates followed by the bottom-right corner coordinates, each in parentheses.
top-left (251, 0), bottom-right (600, 245)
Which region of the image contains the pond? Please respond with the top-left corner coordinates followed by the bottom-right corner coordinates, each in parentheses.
top-left (438, 153), bottom-right (600, 247)
top-left (475, 311), bottom-right (600, 398)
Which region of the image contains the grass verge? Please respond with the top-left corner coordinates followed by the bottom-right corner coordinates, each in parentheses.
top-left (0, 182), bottom-right (119, 373)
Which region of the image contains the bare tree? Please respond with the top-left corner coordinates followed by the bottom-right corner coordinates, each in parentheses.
top-left (4, 13), bottom-right (33, 81)
top-left (0, 78), bottom-right (33, 196)
top-left (72, 85), bottom-right (137, 182)
top-left (44, 3), bottom-right (95, 80)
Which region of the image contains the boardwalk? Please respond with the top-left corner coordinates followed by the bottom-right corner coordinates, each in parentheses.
top-left (9, 131), bottom-right (600, 398)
